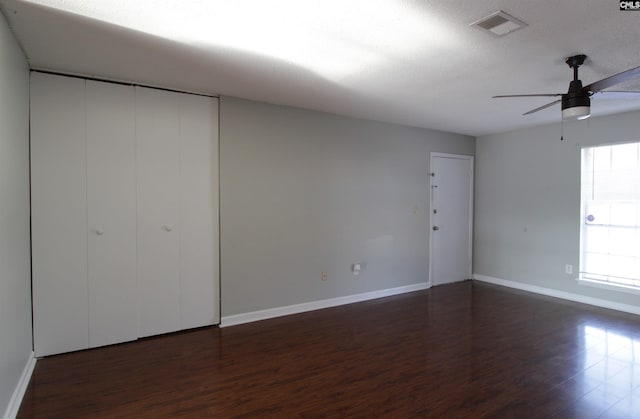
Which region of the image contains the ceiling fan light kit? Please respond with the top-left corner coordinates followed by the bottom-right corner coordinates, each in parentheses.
top-left (562, 105), bottom-right (590, 120)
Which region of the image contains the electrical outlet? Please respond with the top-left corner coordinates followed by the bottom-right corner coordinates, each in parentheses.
top-left (321, 271), bottom-right (327, 281)
top-left (352, 263), bottom-right (361, 276)
top-left (565, 264), bottom-right (573, 275)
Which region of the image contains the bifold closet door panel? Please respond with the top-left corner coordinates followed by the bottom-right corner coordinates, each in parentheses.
top-left (86, 81), bottom-right (138, 348)
top-left (30, 73), bottom-right (89, 356)
top-left (178, 95), bottom-right (220, 329)
top-left (135, 86), bottom-right (181, 338)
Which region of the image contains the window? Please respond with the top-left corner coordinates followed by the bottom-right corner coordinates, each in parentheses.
top-left (580, 142), bottom-right (640, 292)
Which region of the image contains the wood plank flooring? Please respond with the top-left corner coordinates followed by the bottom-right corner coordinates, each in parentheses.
top-left (18, 281), bottom-right (640, 418)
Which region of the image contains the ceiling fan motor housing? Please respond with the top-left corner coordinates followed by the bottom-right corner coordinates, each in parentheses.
top-left (562, 79), bottom-right (591, 119)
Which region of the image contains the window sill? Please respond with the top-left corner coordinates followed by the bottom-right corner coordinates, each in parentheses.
top-left (577, 277), bottom-right (640, 296)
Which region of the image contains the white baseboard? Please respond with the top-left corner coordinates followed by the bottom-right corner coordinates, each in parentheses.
top-left (220, 282), bottom-right (429, 327)
top-left (473, 274), bottom-right (640, 316)
top-left (3, 352), bottom-right (36, 419)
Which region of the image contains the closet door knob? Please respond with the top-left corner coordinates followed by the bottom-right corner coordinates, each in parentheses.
top-left (95, 228), bottom-right (104, 236)
top-left (162, 224), bottom-right (173, 232)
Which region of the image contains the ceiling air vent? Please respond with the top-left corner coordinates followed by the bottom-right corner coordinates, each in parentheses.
top-left (471, 11), bottom-right (527, 37)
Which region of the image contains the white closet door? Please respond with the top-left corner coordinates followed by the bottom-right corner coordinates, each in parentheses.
top-left (86, 81), bottom-right (138, 348)
top-left (31, 73), bottom-right (89, 356)
top-left (178, 95), bottom-right (220, 329)
top-left (136, 87), bottom-right (181, 337)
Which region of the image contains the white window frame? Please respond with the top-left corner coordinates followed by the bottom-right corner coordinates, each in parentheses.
top-left (578, 141), bottom-right (640, 295)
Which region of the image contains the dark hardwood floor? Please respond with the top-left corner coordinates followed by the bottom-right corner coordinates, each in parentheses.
top-left (18, 281), bottom-right (640, 418)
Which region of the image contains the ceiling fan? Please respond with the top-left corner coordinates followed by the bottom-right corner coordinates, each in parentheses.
top-left (494, 54), bottom-right (640, 120)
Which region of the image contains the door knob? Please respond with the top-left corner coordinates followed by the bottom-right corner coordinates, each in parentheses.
top-left (95, 228), bottom-right (104, 236)
top-left (433, 226), bottom-right (439, 231)
top-left (162, 224), bottom-right (173, 232)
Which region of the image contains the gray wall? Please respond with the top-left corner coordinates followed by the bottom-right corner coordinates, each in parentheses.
top-left (220, 97), bottom-right (474, 316)
top-left (0, 11), bottom-right (32, 417)
top-left (475, 110), bottom-right (640, 308)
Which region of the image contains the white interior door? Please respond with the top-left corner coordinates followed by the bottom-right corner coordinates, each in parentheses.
top-left (31, 73), bottom-right (89, 356)
top-left (430, 153), bottom-right (473, 286)
top-left (136, 86), bottom-right (182, 337)
top-left (178, 94), bottom-right (220, 329)
top-left (86, 80), bottom-right (138, 348)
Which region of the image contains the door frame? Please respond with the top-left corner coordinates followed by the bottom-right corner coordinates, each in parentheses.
top-left (428, 152), bottom-right (474, 287)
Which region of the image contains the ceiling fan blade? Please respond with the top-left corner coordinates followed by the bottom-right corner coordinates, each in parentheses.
top-left (493, 93), bottom-right (563, 98)
top-left (523, 99), bottom-right (561, 115)
top-left (584, 65), bottom-right (640, 93)
top-left (591, 91), bottom-right (640, 100)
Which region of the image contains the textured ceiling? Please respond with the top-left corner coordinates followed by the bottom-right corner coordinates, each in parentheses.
top-left (2, 0), bottom-right (640, 137)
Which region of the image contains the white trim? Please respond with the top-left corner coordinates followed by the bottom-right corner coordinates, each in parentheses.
top-left (429, 152), bottom-right (474, 287)
top-left (3, 353), bottom-right (36, 419)
top-left (473, 274), bottom-right (640, 316)
top-left (220, 282), bottom-right (429, 327)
